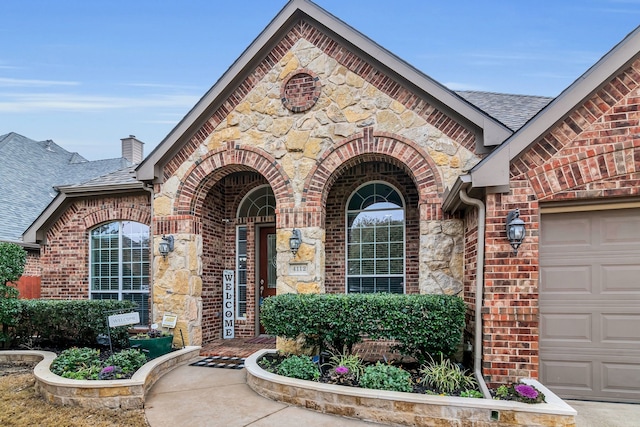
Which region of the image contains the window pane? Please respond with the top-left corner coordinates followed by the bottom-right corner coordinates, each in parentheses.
top-left (89, 221), bottom-right (149, 324)
top-left (346, 182), bottom-right (405, 294)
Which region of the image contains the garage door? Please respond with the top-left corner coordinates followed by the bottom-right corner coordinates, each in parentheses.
top-left (540, 207), bottom-right (640, 403)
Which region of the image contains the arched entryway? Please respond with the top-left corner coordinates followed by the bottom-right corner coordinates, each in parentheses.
top-left (200, 172), bottom-right (276, 342)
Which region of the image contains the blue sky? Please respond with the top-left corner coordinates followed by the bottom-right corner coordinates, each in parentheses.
top-left (1, 1), bottom-right (639, 160)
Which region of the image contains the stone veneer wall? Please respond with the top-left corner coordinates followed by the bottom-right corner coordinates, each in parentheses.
top-left (152, 20), bottom-right (481, 344)
top-left (481, 59), bottom-right (640, 385)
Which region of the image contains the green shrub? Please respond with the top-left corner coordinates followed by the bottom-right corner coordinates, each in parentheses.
top-left (0, 242), bottom-right (26, 349)
top-left (359, 362), bottom-right (412, 392)
top-left (5, 299), bottom-right (136, 349)
top-left (260, 293), bottom-right (466, 362)
top-left (420, 355), bottom-right (476, 394)
top-left (107, 349), bottom-right (148, 374)
top-left (50, 347), bottom-right (101, 379)
top-left (276, 355), bottom-right (320, 381)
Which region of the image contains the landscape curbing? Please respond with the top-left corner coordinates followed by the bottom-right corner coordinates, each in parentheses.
top-left (245, 349), bottom-right (577, 427)
top-left (0, 346), bottom-right (201, 409)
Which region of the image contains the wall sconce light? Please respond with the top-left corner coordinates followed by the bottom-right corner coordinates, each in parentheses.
top-left (289, 229), bottom-right (301, 256)
top-left (158, 235), bottom-right (174, 259)
top-left (506, 209), bottom-right (526, 254)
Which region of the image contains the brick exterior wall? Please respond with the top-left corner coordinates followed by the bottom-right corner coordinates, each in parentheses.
top-left (479, 58), bottom-right (640, 386)
top-left (39, 194), bottom-right (151, 300)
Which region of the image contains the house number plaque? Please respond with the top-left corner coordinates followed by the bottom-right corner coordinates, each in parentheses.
top-left (289, 262), bottom-right (308, 276)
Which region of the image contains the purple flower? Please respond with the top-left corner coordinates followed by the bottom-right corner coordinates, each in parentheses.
top-left (514, 384), bottom-right (538, 399)
top-left (335, 366), bottom-right (349, 375)
top-left (101, 366), bottom-right (115, 374)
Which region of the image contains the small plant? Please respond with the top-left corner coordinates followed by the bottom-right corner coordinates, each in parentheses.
top-left (98, 365), bottom-right (123, 380)
top-left (420, 355), bottom-right (476, 395)
top-left (323, 352), bottom-right (365, 380)
top-left (359, 362), bottom-right (412, 392)
top-left (107, 348), bottom-right (148, 374)
top-left (276, 355), bottom-right (320, 381)
top-left (460, 389), bottom-right (484, 398)
top-left (494, 382), bottom-right (546, 404)
top-left (50, 347), bottom-right (101, 378)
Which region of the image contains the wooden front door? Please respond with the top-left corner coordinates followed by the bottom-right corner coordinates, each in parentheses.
top-left (259, 226), bottom-right (276, 333)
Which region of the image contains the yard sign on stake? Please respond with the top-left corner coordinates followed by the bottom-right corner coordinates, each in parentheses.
top-left (223, 270), bottom-right (235, 339)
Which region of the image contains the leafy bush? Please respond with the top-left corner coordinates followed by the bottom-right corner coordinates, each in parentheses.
top-left (50, 347), bottom-right (149, 380)
top-left (260, 293), bottom-right (466, 362)
top-left (420, 355), bottom-right (476, 394)
top-left (0, 243), bottom-right (26, 349)
top-left (50, 347), bottom-right (102, 379)
top-left (494, 383), bottom-right (546, 404)
top-left (359, 362), bottom-right (412, 392)
top-left (276, 355), bottom-right (320, 381)
top-left (6, 299), bottom-right (136, 349)
top-left (107, 349), bottom-right (148, 374)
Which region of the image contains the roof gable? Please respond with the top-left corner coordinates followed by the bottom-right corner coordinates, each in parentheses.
top-left (137, 0), bottom-right (511, 182)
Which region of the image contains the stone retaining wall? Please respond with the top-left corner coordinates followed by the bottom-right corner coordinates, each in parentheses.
top-left (0, 347), bottom-right (201, 409)
top-left (245, 350), bottom-right (576, 427)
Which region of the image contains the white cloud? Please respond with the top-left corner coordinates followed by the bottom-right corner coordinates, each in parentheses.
top-left (0, 77), bottom-right (79, 87)
top-left (0, 93), bottom-right (199, 113)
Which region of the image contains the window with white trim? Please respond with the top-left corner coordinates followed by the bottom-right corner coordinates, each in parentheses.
top-left (89, 221), bottom-right (150, 324)
top-left (346, 182), bottom-right (405, 293)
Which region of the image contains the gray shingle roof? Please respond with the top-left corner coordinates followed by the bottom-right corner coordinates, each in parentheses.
top-left (455, 91), bottom-right (553, 131)
top-left (0, 132), bottom-right (131, 242)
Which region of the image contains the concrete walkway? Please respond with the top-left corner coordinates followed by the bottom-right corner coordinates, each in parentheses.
top-left (146, 363), bottom-right (640, 427)
top-left (145, 364), bottom-right (382, 426)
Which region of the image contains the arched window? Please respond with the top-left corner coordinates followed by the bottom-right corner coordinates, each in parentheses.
top-left (346, 182), bottom-right (405, 293)
top-left (237, 185), bottom-right (275, 218)
top-left (89, 221), bottom-right (150, 324)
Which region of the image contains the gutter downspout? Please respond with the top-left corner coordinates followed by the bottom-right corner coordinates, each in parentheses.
top-left (143, 183), bottom-right (155, 328)
top-left (459, 188), bottom-right (491, 399)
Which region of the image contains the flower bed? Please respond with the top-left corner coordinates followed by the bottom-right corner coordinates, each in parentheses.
top-left (0, 346), bottom-right (200, 409)
top-left (246, 349), bottom-right (577, 427)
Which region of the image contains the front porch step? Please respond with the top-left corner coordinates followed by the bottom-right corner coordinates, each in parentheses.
top-left (190, 356), bottom-right (246, 369)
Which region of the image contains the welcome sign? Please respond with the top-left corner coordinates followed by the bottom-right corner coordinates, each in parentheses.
top-left (223, 270), bottom-right (235, 339)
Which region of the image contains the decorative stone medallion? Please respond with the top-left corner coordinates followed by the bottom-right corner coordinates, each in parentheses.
top-left (281, 69), bottom-right (321, 113)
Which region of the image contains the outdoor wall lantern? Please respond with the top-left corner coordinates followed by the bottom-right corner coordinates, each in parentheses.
top-left (158, 235), bottom-right (174, 259)
top-left (506, 209), bottom-right (526, 254)
top-left (289, 229), bottom-right (301, 256)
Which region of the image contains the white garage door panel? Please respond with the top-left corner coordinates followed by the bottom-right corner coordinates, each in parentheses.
top-left (540, 208), bottom-right (640, 403)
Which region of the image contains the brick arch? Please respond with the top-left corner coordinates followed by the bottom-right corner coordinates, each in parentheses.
top-left (526, 142), bottom-right (639, 200)
top-left (83, 206), bottom-right (151, 230)
top-left (304, 128), bottom-right (444, 208)
top-left (174, 142), bottom-right (293, 217)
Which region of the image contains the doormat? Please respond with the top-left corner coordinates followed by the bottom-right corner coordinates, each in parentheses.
top-left (190, 356), bottom-right (245, 369)
top-left (245, 335), bottom-right (276, 345)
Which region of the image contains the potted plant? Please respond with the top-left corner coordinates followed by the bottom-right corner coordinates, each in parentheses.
top-left (128, 325), bottom-right (173, 359)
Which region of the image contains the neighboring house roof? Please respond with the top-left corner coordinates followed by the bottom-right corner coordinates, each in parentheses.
top-left (136, 0), bottom-right (512, 182)
top-left (0, 132), bottom-right (131, 244)
top-left (455, 91), bottom-right (552, 132)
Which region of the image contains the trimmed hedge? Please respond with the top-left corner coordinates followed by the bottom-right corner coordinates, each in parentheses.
top-left (260, 293), bottom-right (466, 363)
top-left (2, 299), bottom-right (136, 349)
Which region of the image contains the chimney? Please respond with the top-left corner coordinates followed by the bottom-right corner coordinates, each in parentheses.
top-left (121, 135), bottom-right (144, 164)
